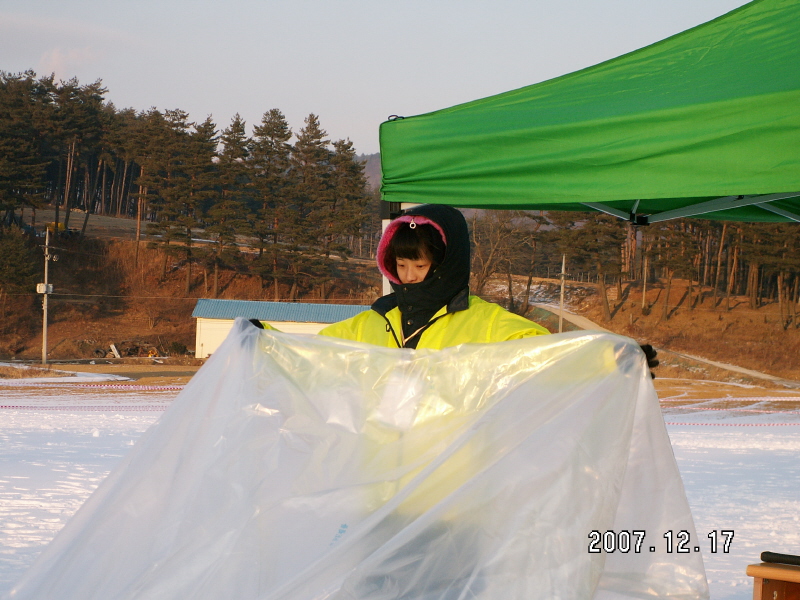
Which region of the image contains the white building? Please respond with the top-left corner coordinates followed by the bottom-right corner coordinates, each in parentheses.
top-left (192, 299), bottom-right (369, 358)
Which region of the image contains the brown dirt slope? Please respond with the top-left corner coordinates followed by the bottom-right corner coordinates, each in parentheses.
top-left (5, 210), bottom-right (798, 385)
top-left (3, 210), bottom-right (379, 360)
top-left (570, 278), bottom-right (800, 384)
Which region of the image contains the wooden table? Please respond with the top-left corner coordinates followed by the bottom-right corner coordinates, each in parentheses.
top-left (747, 563), bottom-right (800, 600)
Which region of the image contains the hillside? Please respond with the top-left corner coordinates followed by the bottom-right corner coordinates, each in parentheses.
top-left (357, 153), bottom-right (381, 190)
top-left (3, 209), bottom-right (800, 386)
top-left (2, 209), bottom-right (381, 361)
top-left (587, 286), bottom-right (799, 383)
top-left (485, 276), bottom-right (800, 385)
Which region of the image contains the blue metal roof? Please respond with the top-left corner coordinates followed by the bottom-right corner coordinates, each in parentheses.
top-left (192, 299), bottom-right (370, 323)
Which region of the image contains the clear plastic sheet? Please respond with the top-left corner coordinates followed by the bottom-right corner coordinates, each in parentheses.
top-left (9, 318), bottom-right (709, 600)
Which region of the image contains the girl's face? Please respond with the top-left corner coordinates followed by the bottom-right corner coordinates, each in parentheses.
top-left (396, 257), bottom-right (432, 284)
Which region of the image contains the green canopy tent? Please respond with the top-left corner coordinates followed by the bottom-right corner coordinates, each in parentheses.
top-left (379, 0), bottom-right (800, 224)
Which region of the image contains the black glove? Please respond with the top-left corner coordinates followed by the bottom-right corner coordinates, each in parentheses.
top-left (639, 343), bottom-right (659, 379)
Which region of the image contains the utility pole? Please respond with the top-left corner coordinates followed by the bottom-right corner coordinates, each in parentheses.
top-left (37, 228), bottom-right (56, 365)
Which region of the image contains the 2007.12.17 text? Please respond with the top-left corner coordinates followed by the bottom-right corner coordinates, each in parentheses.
top-left (588, 530), bottom-right (734, 553)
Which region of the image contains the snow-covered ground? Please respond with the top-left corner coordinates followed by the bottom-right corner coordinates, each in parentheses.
top-left (0, 379), bottom-right (174, 595)
top-left (1, 377), bottom-right (799, 599)
top-left (661, 396), bottom-right (800, 598)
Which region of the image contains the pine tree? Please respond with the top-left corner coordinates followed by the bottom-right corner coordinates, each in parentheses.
top-left (557, 213), bottom-right (625, 321)
top-left (179, 116), bottom-right (218, 294)
top-left (249, 109), bottom-right (292, 298)
top-left (137, 108), bottom-right (193, 277)
top-left (49, 78), bottom-right (107, 231)
top-left (329, 138), bottom-right (370, 256)
top-left (101, 107), bottom-right (139, 217)
top-left (0, 71), bottom-right (50, 217)
top-left (285, 114), bottom-right (334, 300)
top-left (216, 113), bottom-right (251, 212)
top-left (204, 114), bottom-right (251, 297)
top-left (289, 113), bottom-right (332, 233)
top-left (0, 226), bottom-right (38, 293)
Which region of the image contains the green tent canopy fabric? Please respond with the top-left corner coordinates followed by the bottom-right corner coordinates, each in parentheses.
top-left (379, 0), bottom-right (800, 223)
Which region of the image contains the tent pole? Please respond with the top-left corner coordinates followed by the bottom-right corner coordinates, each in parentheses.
top-left (647, 191), bottom-right (800, 223)
top-left (559, 254), bottom-right (566, 333)
top-left (759, 204), bottom-right (800, 222)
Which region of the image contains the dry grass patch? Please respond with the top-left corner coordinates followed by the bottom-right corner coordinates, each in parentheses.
top-left (0, 365), bottom-right (75, 379)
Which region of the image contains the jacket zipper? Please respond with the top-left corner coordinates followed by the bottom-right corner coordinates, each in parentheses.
top-left (381, 315), bottom-right (403, 348)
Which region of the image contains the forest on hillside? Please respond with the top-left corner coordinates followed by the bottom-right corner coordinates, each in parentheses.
top-left (0, 70), bottom-right (381, 303)
top-left (472, 210), bottom-right (800, 328)
top-left (1, 69), bottom-right (800, 336)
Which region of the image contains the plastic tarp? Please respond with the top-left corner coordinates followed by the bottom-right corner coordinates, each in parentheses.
top-left (10, 318), bottom-right (708, 600)
top-left (379, 0), bottom-right (800, 222)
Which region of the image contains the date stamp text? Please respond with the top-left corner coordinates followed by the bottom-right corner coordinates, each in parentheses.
top-left (588, 530), bottom-right (734, 553)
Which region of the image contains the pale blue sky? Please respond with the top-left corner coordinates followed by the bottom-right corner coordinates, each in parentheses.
top-left (2, 0), bottom-right (750, 154)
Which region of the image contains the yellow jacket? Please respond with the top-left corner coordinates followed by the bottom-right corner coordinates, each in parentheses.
top-left (319, 295), bottom-right (549, 349)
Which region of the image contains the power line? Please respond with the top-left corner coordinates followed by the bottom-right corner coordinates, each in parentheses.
top-left (2, 291), bottom-right (368, 303)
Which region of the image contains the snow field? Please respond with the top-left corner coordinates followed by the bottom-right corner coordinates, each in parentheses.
top-left (1, 383), bottom-right (799, 599)
top-left (0, 384), bottom-right (168, 594)
top-left (669, 428), bottom-right (800, 599)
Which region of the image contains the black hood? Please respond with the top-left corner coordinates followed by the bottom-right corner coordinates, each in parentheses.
top-left (374, 204), bottom-right (471, 347)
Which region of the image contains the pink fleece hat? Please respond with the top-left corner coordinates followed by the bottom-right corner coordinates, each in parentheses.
top-left (376, 214), bottom-right (447, 284)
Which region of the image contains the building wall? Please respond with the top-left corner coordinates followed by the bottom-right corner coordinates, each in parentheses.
top-left (195, 318), bottom-right (328, 358)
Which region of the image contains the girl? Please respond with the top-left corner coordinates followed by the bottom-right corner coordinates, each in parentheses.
top-left (320, 204), bottom-right (550, 348)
